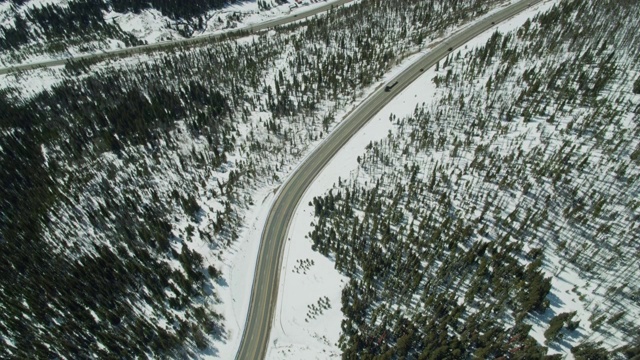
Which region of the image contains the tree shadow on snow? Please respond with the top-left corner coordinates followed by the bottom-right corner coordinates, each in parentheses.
top-left (216, 276), bottom-right (229, 287)
top-left (545, 291), bottom-right (566, 310)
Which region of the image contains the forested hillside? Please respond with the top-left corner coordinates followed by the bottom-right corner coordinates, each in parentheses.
top-left (0, 0), bottom-right (280, 64)
top-left (109, 0), bottom-right (234, 19)
top-left (0, 0), bottom-right (140, 54)
top-left (309, 0), bottom-right (640, 358)
top-left (0, 0), bottom-right (508, 357)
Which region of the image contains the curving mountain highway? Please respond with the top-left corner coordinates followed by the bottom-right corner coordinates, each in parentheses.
top-left (234, 0), bottom-right (544, 359)
top-left (0, 0), bottom-right (354, 75)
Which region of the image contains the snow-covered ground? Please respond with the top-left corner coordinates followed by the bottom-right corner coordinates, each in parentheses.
top-left (265, 1), bottom-right (561, 358)
top-left (0, 0), bottom-right (347, 67)
top-left (431, 1), bottom-right (636, 355)
top-left (266, 73), bottom-right (397, 360)
top-left (6, 0), bottom-right (616, 358)
top-left (105, 0), bottom-right (320, 45)
top-left (208, 187), bottom-right (277, 359)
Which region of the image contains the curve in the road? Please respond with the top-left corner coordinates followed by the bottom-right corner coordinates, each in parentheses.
top-left (0, 0), bottom-right (353, 75)
top-left (235, 0), bottom-right (544, 359)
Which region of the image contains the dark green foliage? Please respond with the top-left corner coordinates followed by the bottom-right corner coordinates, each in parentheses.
top-left (0, 58), bottom-right (229, 356)
top-left (0, 0), bottom-right (518, 357)
top-left (567, 319), bottom-right (580, 331)
top-left (0, 128), bottom-right (54, 245)
top-left (606, 311), bottom-right (625, 325)
top-left (0, 0), bottom-right (140, 51)
top-left (518, 259), bottom-right (553, 314)
top-left (1, 0), bottom-right (637, 357)
top-left (310, 163), bottom-right (552, 358)
top-left (619, 338), bottom-right (640, 359)
top-left (0, 0), bottom-right (244, 52)
top-left (182, 194), bottom-right (202, 219)
top-left (0, 237), bottom-right (184, 358)
top-left (632, 77), bottom-right (640, 94)
top-left (179, 243), bottom-right (205, 284)
top-left (571, 342), bottom-right (611, 360)
top-left (109, 0), bottom-right (235, 20)
top-left (309, 0), bottom-right (640, 358)
top-left (544, 312), bottom-right (575, 344)
top-left (207, 265), bottom-right (221, 279)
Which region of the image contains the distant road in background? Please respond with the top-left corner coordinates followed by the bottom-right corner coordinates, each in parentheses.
top-left (234, 0), bottom-right (543, 359)
top-left (0, 0), bottom-right (353, 75)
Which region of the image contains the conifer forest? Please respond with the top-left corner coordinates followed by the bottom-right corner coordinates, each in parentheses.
top-left (310, 0), bottom-right (640, 358)
top-left (1, 0), bottom-right (639, 358)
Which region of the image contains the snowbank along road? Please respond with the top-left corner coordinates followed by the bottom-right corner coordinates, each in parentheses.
top-left (235, 0), bottom-right (545, 359)
top-left (0, 0), bottom-right (354, 75)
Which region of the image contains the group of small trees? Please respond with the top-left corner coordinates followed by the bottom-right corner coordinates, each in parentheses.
top-left (544, 312), bottom-right (578, 344)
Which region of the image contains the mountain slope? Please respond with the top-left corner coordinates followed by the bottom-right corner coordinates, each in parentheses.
top-left (0, 0), bottom-right (517, 358)
top-left (0, 0), bottom-right (308, 65)
top-left (308, 0), bottom-right (640, 358)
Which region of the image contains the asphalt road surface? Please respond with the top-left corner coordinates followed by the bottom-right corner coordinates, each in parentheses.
top-left (234, 0), bottom-right (543, 359)
top-left (0, 0), bottom-right (354, 75)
